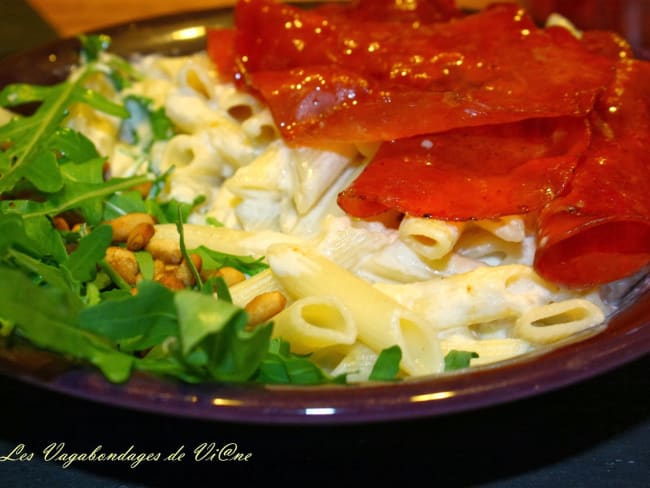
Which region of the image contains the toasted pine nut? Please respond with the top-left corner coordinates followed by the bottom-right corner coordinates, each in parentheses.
top-left (105, 246), bottom-right (139, 285)
top-left (175, 254), bottom-right (201, 287)
top-left (202, 266), bottom-right (246, 287)
top-left (130, 181), bottom-right (153, 199)
top-left (109, 213), bottom-right (156, 242)
top-left (126, 222), bottom-right (155, 251)
top-left (245, 291), bottom-right (287, 327)
top-left (153, 259), bottom-right (166, 281)
top-left (157, 273), bottom-right (186, 291)
top-left (189, 253), bottom-right (203, 272)
top-left (146, 239), bottom-right (183, 265)
top-left (52, 216), bottom-right (70, 232)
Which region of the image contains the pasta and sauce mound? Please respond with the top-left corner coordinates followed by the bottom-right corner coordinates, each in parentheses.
top-left (0, 0), bottom-right (648, 385)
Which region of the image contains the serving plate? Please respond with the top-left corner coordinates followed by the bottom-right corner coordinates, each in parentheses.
top-left (0, 7), bottom-right (649, 425)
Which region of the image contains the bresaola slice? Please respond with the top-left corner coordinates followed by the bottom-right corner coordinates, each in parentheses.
top-left (337, 116), bottom-right (591, 220)
top-left (534, 60), bottom-right (650, 287)
top-left (229, 0), bottom-right (615, 145)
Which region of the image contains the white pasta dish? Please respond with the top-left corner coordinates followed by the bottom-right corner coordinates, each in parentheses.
top-left (0, 1), bottom-right (648, 388)
top-left (121, 52), bottom-right (610, 380)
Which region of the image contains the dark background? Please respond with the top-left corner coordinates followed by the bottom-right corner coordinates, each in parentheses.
top-left (0, 2), bottom-right (649, 486)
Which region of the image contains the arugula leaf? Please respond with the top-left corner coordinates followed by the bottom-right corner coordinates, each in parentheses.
top-left (79, 280), bottom-right (177, 353)
top-left (51, 128), bottom-right (100, 165)
top-left (0, 66), bottom-right (128, 194)
top-left (176, 210), bottom-right (202, 289)
top-left (154, 195), bottom-right (205, 224)
top-left (79, 34), bottom-right (111, 63)
top-left (67, 224), bottom-right (112, 282)
top-left (0, 266), bottom-right (133, 382)
top-left (103, 191), bottom-right (147, 220)
top-left (203, 275), bottom-right (232, 302)
top-left (254, 338), bottom-right (347, 385)
top-left (444, 350), bottom-right (479, 371)
top-left (191, 245), bottom-right (268, 276)
top-left (135, 251), bottom-right (154, 281)
top-left (1, 174), bottom-right (151, 225)
top-left (174, 290), bottom-right (273, 382)
top-left (120, 95), bottom-right (174, 150)
top-left (369, 345), bottom-right (402, 381)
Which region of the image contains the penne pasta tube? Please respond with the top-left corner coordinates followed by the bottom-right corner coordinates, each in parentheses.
top-left (266, 243), bottom-right (444, 376)
top-left (399, 216), bottom-right (464, 260)
top-left (329, 343), bottom-right (380, 383)
top-left (514, 298), bottom-right (605, 344)
top-left (309, 343), bottom-right (380, 383)
top-left (374, 264), bottom-right (563, 330)
top-left (292, 144), bottom-right (356, 215)
top-left (147, 223), bottom-right (307, 261)
top-left (441, 335), bottom-right (532, 367)
top-left (229, 269), bottom-right (287, 308)
top-left (272, 296), bottom-right (357, 354)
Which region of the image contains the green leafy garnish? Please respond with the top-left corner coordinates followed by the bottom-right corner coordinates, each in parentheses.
top-left (254, 339), bottom-right (346, 385)
top-left (120, 95), bottom-right (175, 151)
top-left (369, 345), bottom-right (402, 381)
top-left (444, 350), bottom-right (479, 371)
top-left (191, 246), bottom-right (269, 276)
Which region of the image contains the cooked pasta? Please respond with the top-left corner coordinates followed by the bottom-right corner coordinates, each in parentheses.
top-left (60, 45), bottom-right (617, 382)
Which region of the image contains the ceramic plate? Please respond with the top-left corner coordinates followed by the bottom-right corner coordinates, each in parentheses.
top-left (0, 7), bottom-right (649, 425)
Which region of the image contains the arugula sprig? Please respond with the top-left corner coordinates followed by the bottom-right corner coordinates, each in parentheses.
top-left (0, 69), bottom-right (128, 195)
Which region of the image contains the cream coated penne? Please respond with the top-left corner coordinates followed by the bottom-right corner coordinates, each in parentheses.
top-left (272, 296), bottom-right (357, 354)
top-left (147, 223), bottom-right (306, 260)
top-left (266, 243), bottom-right (444, 376)
top-left (399, 216), bottom-right (464, 261)
top-left (515, 299), bottom-right (605, 344)
top-left (441, 335), bottom-right (532, 367)
top-left (374, 264), bottom-right (564, 331)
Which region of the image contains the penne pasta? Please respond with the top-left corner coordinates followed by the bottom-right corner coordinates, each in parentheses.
top-left (266, 243), bottom-right (444, 376)
top-left (514, 298), bottom-right (605, 344)
top-left (398, 216), bottom-right (464, 260)
top-left (147, 223), bottom-right (307, 260)
top-left (374, 264), bottom-right (564, 331)
top-left (271, 296), bottom-right (357, 354)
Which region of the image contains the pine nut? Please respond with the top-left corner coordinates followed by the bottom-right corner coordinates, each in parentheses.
top-left (245, 291), bottom-right (287, 327)
top-left (153, 259), bottom-right (166, 281)
top-left (157, 273), bottom-right (186, 291)
top-left (109, 213), bottom-right (156, 242)
top-left (174, 254), bottom-right (203, 286)
top-left (105, 246), bottom-right (139, 285)
top-left (146, 240), bottom-right (183, 265)
top-left (52, 216), bottom-right (70, 232)
top-left (126, 222), bottom-right (155, 251)
top-left (130, 181), bottom-right (153, 199)
top-left (201, 266), bottom-right (246, 287)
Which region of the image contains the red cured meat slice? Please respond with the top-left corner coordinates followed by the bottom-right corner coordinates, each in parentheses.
top-left (337, 116), bottom-right (591, 220)
top-left (229, 0), bottom-right (615, 145)
top-left (534, 60), bottom-right (650, 287)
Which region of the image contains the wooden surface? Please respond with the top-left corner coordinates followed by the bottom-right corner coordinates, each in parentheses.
top-left (27, 0), bottom-right (238, 37)
top-left (27, 0), bottom-right (505, 37)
